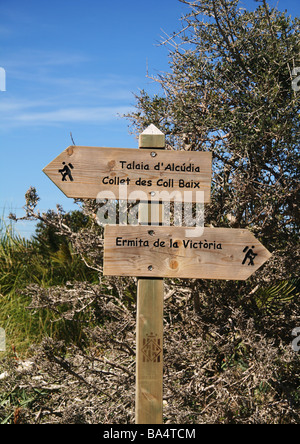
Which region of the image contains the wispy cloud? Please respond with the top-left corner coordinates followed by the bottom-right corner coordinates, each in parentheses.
top-left (13, 105), bottom-right (133, 124)
top-left (0, 49), bottom-right (138, 129)
top-left (3, 49), bottom-right (91, 71)
top-left (0, 97), bottom-right (134, 129)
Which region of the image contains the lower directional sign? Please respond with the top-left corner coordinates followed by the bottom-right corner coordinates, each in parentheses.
top-left (104, 226), bottom-right (272, 280)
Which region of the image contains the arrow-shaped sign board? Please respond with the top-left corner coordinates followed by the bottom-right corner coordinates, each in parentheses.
top-left (103, 226), bottom-right (272, 280)
top-left (43, 146), bottom-right (212, 203)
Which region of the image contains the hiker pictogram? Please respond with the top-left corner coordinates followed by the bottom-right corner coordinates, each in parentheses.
top-left (242, 246), bottom-right (257, 266)
top-left (59, 162), bottom-right (74, 182)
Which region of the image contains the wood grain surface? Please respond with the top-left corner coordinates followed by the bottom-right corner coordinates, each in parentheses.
top-left (43, 146), bottom-right (212, 202)
top-left (104, 226), bottom-right (272, 280)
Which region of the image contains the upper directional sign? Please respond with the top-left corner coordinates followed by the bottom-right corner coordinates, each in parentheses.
top-left (43, 146), bottom-right (212, 203)
top-left (103, 226), bottom-right (272, 280)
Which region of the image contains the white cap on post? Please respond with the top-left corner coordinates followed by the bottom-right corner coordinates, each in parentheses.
top-left (139, 124), bottom-right (165, 149)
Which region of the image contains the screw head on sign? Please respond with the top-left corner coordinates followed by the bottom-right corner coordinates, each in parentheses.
top-left (148, 230), bottom-right (155, 236)
top-left (148, 265), bottom-right (153, 271)
top-left (150, 191), bottom-right (156, 197)
top-left (150, 152), bottom-right (157, 157)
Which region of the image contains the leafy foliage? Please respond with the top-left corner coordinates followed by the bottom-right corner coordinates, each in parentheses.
top-left (127, 0), bottom-right (300, 253)
top-left (255, 279), bottom-right (299, 314)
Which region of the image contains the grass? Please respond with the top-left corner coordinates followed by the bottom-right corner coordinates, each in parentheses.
top-left (0, 218), bottom-right (98, 357)
top-left (0, 292), bottom-right (57, 356)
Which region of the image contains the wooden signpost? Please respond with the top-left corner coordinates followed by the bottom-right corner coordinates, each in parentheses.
top-left (43, 124), bottom-right (272, 425)
top-left (43, 143), bottom-right (212, 203)
top-left (103, 226), bottom-right (272, 281)
top-left (136, 125), bottom-right (165, 424)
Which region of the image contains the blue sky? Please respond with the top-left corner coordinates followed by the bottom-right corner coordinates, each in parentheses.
top-left (0, 0), bottom-right (299, 237)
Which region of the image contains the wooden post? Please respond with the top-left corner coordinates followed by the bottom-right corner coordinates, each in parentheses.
top-left (135, 125), bottom-right (165, 424)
